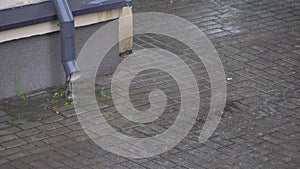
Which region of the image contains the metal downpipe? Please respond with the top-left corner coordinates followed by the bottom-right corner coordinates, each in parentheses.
top-left (52, 0), bottom-right (80, 99)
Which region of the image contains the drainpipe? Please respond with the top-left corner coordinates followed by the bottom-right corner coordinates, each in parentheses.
top-left (51, 0), bottom-right (80, 100)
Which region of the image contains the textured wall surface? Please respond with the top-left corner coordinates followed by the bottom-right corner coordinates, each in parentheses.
top-left (0, 21), bottom-right (120, 99)
top-left (0, 0), bottom-right (47, 10)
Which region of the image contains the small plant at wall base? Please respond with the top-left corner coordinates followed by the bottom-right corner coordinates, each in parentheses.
top-left (53, 91), bottom-right (64, 98)
top-left (16, 73), bottom-right (28, 104)
top-left (64, 101), bottom-right (76, 106)
top-left (100, 87), bottom-right (110, 99)
top-left (39, 101), bottom-right (49, 110)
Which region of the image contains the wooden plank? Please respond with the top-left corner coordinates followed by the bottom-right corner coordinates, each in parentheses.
top-left (0, 0), bottom-right (130, 31)
top-left (119, 7), bottom-right (133, 54)
top-left (0, 8), bottom-right (122, 43)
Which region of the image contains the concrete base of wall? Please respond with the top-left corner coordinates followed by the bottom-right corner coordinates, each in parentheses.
top-left (0, 21), bottom-right (120, 99)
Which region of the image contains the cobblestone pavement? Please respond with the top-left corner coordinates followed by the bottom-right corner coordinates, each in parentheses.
top-left (1, 0), bottom-right (300, 168)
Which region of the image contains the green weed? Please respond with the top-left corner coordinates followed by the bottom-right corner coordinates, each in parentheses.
top-left (139, 123), bottom-right (146, 127)
top-left (63, 101), bottom-right (76, 106)
top-left (102, 105), bottom-right (109, 109)
top-left (226, 77), bottom-right (233, 81)
top-left (100, 87), bottom-right (110, 99)
top-left (16, 73), bottom-right (28, 103)
top-left (50, 99), bottom-right (58, 104)
top-left (53, 91), bottom-right (64, 98)
top-left (39, 101), bottom-right (49, 110)
top-left (105, 112), bottom-right (113, 116)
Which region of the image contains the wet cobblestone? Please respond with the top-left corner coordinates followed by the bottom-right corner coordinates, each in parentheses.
top-left (1, 0), bottom-right (300, 168)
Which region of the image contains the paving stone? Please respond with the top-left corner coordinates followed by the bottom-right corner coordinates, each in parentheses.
top-left (0, 123), bottom-right (10, 130)
top-left (0, 116), bottom-right (11, 124)
top-left (0, 134), bottom-right (18, 144)
top-left (28, 145), bottom-right (53, 154)
top-left (6, 151), bottom-right (31, 161)
top-left (120, 161), bottom-right (147, 169)
top-left (0, 164), bottom-right (15, 169)
top-left (24, 133), bottom-right (49, 142)
top-left (42, 135), bottom-right (68, 145)
top-left (46, 158), bottom-right (66, 168)
top-left (29, 159), bottom-right (54, 169)
top-left (37, 122), bottom-right (63, 131)
top-left (64, 129), bottom-right (86, 139)
top-left (18, 121), bottom-right (43, 130)
top-left (60, 157), bottom-right (86, 168)
top-left (0, 147), bottom-right (21, 156)
top-left (20, 153), bottom-right (46, 163)
top-left (107, 164), bottom-right (128, 169)
top-left (46, 126), bottom-right (71, 137)
top-left (0, 0), bottom-right (300, 168)
top-left (41, 115), bottom-right (65, 124)
top-left (10, 161), bottom-right (33, 169)
top-left (0, 127), bottom-right (21, 136)
top-left (1, 139), bottom-right (27, 149)
top-left (141, 160), bottom-right (167, 169)
top-left (0, 110), bottom-right (7, 116)
top-left (15, 128), bottom-right (40, 138)
top-left (0, 158), bottom-right (9, 165)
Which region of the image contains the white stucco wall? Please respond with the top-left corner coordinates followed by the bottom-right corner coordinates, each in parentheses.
top-left (0, 0), bottom-right (48, 10)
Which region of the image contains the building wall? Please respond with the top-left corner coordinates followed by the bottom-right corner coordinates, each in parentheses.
top-left (0, 21), bottom-right (120, 99)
